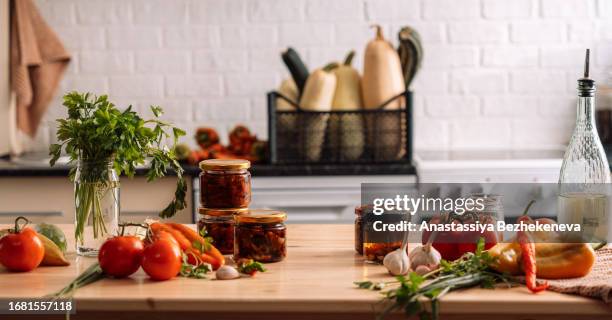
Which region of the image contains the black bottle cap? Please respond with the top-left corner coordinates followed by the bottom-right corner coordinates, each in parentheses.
top-left (578, 49), bottom-right (595, 97)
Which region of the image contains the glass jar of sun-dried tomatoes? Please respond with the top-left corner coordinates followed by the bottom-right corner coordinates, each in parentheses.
top-left (197, 207), bottom-right (248, 255)
top-left (355, 206), bottom-right (365, 255)
top-left (199, 159), bottom-right (251, 209)
top-left (234, 210), bottom-right (287, 263)
top-left (362, 210), bottom-right (406, 263)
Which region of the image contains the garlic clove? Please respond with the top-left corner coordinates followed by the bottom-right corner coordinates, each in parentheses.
top-left (414, 265), bottom-right (431, 276)
top-left (216, 265), bottom-right (240, 280)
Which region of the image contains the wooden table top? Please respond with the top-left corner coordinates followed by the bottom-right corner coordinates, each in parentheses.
top-left (0, 224), bottom-right (610, 318)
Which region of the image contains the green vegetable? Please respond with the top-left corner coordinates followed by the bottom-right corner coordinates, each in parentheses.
top-left (193, 227), bottom-right (213, 253)
top-left (49, 92), bottom-right (187, 244)
top-left (281, 48), bottom-right (309, 97)
top-left (591, 241), bottom-right (607, 251)
top-left (49, 92), bottom-right (186, 217)
top-left (179, 254), bottom-right (211, 279)
top-left (173, 143), bottom-right (191, 161)
top-left (47, 262), bottom-right (105, 298)
top-left (35, 223), bottom-right (67, 253)
top-left (237, 259), bottom-right (266, 275)
top-left (355, 238), bottom-right (511, 320)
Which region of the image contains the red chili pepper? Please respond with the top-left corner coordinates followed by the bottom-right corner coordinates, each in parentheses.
top-left (517, 216), bottom-right (549, 293)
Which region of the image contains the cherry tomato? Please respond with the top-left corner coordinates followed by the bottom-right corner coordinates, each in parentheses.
top-left (98, 235), bottom-right (144, 278)
top-left (141, 232), bottom-right (182, 281)
top-left (0, 217), bottom-right (44, 272)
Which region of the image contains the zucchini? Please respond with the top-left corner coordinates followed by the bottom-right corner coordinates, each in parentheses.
top-left (282, 48), bottom-right (309, 98)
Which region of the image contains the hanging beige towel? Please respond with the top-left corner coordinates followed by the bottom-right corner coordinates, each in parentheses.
top-left (10, 0), bottom-right (70, 137)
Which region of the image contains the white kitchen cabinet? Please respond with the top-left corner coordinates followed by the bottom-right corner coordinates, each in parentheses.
top-left (414, 151), bottom-right (566, 219)
top-left (247, 175), bottom-right (417, 223)
top-left (0, 176), bottom-right (194, 224)
top-left (415, 150), bottom-right (564, 183)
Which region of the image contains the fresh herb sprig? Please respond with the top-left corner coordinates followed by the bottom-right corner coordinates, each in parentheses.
top-left (49, 92), bottom-right (187, 219)
top-left (192, 227), bottom-right (214, 253)
top-left (180, 254), bottom-right (212, 279)
top-left (355, 239), bottom-right (511, 320)
top-left (237, 259), bottom-right (267, 275)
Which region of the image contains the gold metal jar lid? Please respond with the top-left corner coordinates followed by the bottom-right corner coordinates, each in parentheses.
top-left (199, 207), bottom-right (249, 217)
top-left (235, 209), bottom-right (287, 224)
top-left (199, 159), bottom-right (251, 171)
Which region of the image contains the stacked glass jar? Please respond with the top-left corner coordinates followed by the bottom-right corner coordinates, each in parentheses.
top-left (198, 159), bottom-right (287, 262)
top-left (198, 159), bottom-right (252, 255)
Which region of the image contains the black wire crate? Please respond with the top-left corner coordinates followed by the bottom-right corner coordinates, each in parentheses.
top-left (267, 91), bottom-right (413, 165)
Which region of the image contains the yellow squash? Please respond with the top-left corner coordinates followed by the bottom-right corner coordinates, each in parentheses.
top-left (300, 63), bottom-right (337, 111)
top-left (299, 63), bottom-right (338, 161)
top-left (362, 25), bottom-right (404, 110)
top-left (330, 51), bottom-right (364, 161)
top-left (332, 51), bottom-right (362, 110)
top-left (38, 233), bottom-right (70, 266)
top-left (362, 25), bottom-right (405, 160)
top-left (277, 78), bottom-right (298, 111)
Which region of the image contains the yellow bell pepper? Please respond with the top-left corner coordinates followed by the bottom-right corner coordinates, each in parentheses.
top-left (488, 242), bottom-right (596, 279)
top-left (488, 242), bottom-right (522, 275)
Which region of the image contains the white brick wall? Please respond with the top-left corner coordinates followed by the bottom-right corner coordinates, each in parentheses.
top-left (31, 0), bottom-right (612, 152)
top-left (482, 0), bottom-right (534, 19)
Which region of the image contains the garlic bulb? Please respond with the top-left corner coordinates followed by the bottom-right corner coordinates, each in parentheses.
top-left (383, 247), bottom-right (410, 276)
top-left (408, 244), bottom-right (441, 271)
top-left (383, 229), bottom-right (410, 276)
top-left (216, 265), bottom-right (240, 280)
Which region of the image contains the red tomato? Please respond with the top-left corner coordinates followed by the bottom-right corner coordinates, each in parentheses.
top-left (98, 236), bottom-right (144, 278)
top-left (141, 235), bottom-right (182, 281)
top-left (0, 226), bottom-right (44, 272)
